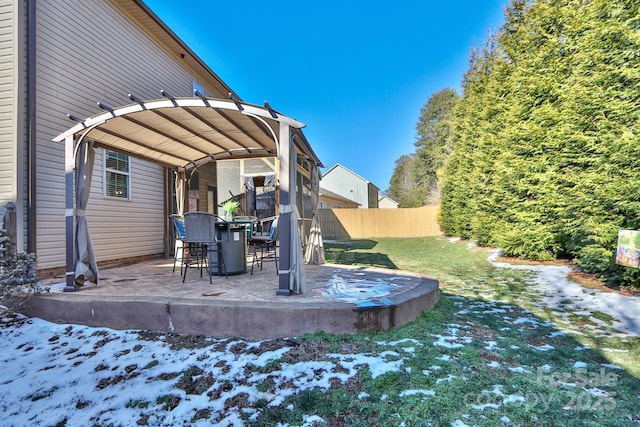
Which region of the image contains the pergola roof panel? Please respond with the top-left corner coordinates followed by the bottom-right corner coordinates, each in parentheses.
top-left (54, 97), bottom-right (321, 170)
top-left (87, 128), bottom-right (193, 167)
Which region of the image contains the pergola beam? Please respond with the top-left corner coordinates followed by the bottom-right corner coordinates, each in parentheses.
top-left (216, 109), bottom-right (275, 151)
top-left (182, 106), bottom-right (255, 150)
top-left (54, 97), bottom-right (307, 151)
top-left (91, 122), bottom-right (194, 164)
top-left (125, 113), bottom-right (214, 157)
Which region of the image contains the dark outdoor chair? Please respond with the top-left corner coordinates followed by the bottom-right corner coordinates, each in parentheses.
top-left (249, 215), bottom-right (279, 275)
top-left (182, 212), bottom-right (228, 283)
top-left (170, 214), bottom-right (188, 275)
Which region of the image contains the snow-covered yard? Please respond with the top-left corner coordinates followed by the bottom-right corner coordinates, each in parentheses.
top-left (1, 248), bottom-right (639, 426)
top-left (488, 250), bottom-right (640, 337)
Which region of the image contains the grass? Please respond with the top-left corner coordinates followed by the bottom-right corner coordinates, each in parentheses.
top-left (14, 236), bottom-right (637, 426)
top-left (244, 237), bottom-right (640, 426)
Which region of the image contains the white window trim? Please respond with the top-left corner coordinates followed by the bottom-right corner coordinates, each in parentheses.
top-left (103, 149), bottom-right (131, 200)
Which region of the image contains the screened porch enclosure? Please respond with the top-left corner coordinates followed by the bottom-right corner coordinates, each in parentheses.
top-left (169, 156), bottom-right (316, 252)
top-left (212, 158), bottom-right (314, 241)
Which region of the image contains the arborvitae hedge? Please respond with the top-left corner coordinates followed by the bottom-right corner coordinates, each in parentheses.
top-left (440, 0), bottom-right (640, 287)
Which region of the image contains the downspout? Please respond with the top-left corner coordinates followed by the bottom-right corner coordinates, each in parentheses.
top-left (26, 0), bottom-right (36, 254)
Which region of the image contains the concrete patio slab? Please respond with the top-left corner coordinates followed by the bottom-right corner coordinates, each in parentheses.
top-left (23, 258), bottom-right (439, 339)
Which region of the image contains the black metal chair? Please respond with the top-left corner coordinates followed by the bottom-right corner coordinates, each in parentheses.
top-left (249, 216), bottom-right (279, 275)
top-left (182, 212), bottom-right (228, 283)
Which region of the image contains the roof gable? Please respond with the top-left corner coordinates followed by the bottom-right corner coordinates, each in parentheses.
top-left (323, 163), bottom-right (379, 190)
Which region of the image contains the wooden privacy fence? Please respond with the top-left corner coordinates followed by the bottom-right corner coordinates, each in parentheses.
top-left (316, 205), bottom-right (442, 239)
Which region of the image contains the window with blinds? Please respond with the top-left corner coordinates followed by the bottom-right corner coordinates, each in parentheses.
top-left (104, 150), bottom-right (130, 199)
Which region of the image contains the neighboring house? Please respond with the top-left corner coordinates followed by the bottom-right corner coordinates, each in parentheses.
top-left (0, 0), bottom-right (321, 290)
top-left (318, 188), bottom-right (359, 209)
top-left (378, 194), bottom-right (399, 209)
top-left (320, 164), bottom-right (380, 209)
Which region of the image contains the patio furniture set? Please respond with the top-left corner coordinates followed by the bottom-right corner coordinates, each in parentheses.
top-left (170, 212), bottom-right (279, 283)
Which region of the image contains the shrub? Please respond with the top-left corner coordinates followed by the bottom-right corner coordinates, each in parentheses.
top-left (496, 226), bottom-right (559, 262)
top-left (0, 229), bottom-right (40, 309)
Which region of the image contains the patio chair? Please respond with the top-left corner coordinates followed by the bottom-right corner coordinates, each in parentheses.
top-left (182, 212), bottom-right (228, 284)
top-left (249, 215), bottom-right (279, 275)
top-left (170, 214), bottom-right (188, 275)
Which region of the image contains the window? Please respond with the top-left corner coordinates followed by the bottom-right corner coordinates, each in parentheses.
top-left (104, 150), bottom-right (130, 199)
top-left (193, 81), bottom-right (204, 97)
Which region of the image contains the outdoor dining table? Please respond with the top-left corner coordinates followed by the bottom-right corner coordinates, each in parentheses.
top-left (211, 221), bottom-right (247, 275)
top-left (230, 216), bottom-right (259, 239)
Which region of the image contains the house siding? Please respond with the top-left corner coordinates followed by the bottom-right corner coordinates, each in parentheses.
top-left (33, 0), bottom-right (220, 269)
top-left (196, 163), bottom-right (218, 213)
top-left (0, 0), bottom-right (27, 251)
top-left (367, 183), bottom-right (378, 208)
top-left (321, 165), bottom-right (370, 208)
top-left (0, 0), bottom-right (16, 219)
top-left (378, 196), bottom-right (398, 209)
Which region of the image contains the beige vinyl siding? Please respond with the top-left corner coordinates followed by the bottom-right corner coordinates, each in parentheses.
top-left (322, 167), bottom-right (370, 208)
top-left (0, 0), bottom-right (26, 251)
top-left (0, 0), bottom-right (16, 219)
top-left (84, 152), bottom-right (165, 260)
top-left (34, 0), bottom-right (218, 269)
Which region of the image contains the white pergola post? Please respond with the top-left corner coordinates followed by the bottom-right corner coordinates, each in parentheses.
top-left (277, 122), bottom-right (292, 295)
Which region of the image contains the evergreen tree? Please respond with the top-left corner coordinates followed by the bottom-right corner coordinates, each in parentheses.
top-left (440, 33), bottom-right (507, 241)
top-left (554, 0), bottom-right (640, 282)
top-left (440, 0), bottom-right (640, 286)
top-left (412, 88), bottom-right (460, 204)
top-left (388, 155), bottom-right (420, 207)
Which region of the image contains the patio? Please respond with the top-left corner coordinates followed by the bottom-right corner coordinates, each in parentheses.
top-left (25, 257), bottom-right (439, 339)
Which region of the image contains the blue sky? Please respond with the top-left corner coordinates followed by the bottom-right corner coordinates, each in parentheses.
top-left (144, 0), bottom-right (508, 192)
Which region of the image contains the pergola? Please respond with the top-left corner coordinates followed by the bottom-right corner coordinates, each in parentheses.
top-left (53, 92), bottom-right (324, 296)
